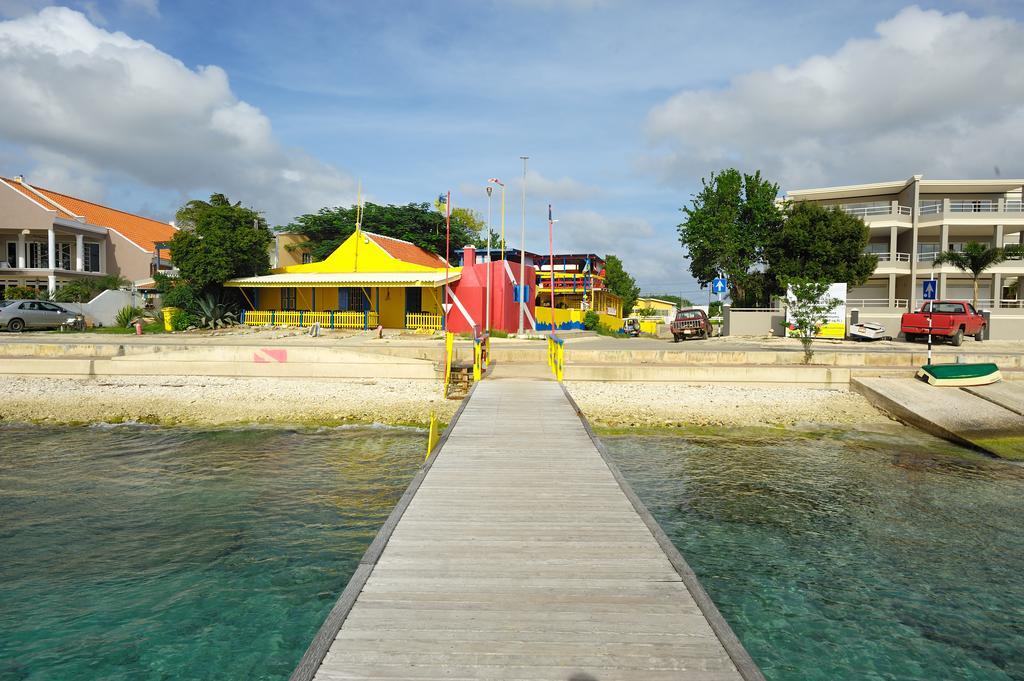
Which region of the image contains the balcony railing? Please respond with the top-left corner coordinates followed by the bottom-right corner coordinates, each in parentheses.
top-left (869, 251), bottom-right (910, 262)
top-left (841, 205), bottom-right (912, 217)
top-left (920, 199), bottom-right (1024, 215)
top-left (919, 203), bottom-right (942, 215)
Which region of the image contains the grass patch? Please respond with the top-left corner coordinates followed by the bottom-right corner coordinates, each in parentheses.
top-left (76, 322), bottom-right (166, 335)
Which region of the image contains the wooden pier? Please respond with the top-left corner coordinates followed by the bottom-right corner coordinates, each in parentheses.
top-left (292, 378), bottom-right (764, 681)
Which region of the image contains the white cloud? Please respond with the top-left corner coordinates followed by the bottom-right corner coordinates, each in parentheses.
top-left (516, 170), bottom-right (600, 202)
top-left (553, 209), bottom-right (690, 292)
top-left (0, 7), bottom-right (355, 223)
top-left (121, 0), bottom-right (159, 17)
top-left (645, 6), bottom-right (1024, 189)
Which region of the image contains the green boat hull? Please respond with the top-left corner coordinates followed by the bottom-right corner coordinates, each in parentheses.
top-left (915, 363), bottom-right (1002, 387)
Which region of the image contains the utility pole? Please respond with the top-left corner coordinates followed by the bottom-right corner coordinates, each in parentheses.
top-left (518, 156), bottom-right (529, 334)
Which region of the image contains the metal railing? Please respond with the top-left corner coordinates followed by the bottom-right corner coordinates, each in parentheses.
top-left (406, 312), bottom-right (442, 330)
top-left (950, 200), bottom-right (995, 213)
top-left (846, 299), bottom-right (908, 308)
top-left (547, 335), bottom-right (565, 382)
top-left (871, 251), bottom-right (911, 262)
top-left (242, 310), bottom-right (378, 329)
top-left (919, 202), bottom-right (942, 215)
top-left (841, 204), bottom-right (911, 217)
top-left (1006, 200), bottom-right (1023, 212)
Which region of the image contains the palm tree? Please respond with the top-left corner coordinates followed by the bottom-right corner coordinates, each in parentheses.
top-left (932, 242), bottom-right (1024, 309)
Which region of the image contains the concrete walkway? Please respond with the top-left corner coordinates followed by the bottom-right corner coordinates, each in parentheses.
top-left (853, 377), bottom-right (1024, 460)
top-left (292, 379), bottom-right (762, 681)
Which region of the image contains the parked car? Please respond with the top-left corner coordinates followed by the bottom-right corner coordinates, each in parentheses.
top-left (0, 300), bottom-right (82, 332)
top-left (670, 308), bottom-right (711, 341)
top-left (900, 300), bottom-right (986, 347)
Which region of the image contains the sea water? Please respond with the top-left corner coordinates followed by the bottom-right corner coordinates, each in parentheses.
top-left (604, 426), bottom-right (1024, 681)
top-left (0, 424), bottom-right (423, 681)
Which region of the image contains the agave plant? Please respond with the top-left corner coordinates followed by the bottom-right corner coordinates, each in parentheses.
top-left (115, 305), bottom-right (147, 328)
top-left (193, 294), bottom-right (239, 329)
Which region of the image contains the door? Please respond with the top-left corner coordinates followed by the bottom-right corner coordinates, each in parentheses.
top-left (37, 301), bottom-right (68, 326)
top-left (16, 301), bottom-right (44, 328)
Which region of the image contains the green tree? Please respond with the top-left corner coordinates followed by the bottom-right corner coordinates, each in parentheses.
top-left (766, 202), bottom-right (876, 288)
top-left (679, 169), bottom-right (783, 307)
top-left (170, 194), bottom-right (272, 292)
top-left (280, 202), bottom-right (482, 262)
top-left (933, 242), bottom-right (1024, 309)
top-left (54, 274), bottom-right (128, 304)
top-left (785, 279), bottom-right (842, 364)
top-left (603, 254), bottom-right (640, 316)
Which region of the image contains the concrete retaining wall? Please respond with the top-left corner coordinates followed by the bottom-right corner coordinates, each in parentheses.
top-left (724, 309), bottom-right (785, 337)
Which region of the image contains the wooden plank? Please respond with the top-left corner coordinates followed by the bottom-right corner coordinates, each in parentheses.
top-left (300, 379), bottom-right (762, 681)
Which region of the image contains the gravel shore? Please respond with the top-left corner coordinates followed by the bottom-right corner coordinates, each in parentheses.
top-left (0, 376), bottom-right (458, 427)
top-left (0, 375), bottom-right (890, 429)
top-left (565, 381), bottom-right (893, 428)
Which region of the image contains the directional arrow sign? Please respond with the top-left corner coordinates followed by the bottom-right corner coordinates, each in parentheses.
top-left (922, 279), bottom-right (937, 301)
top-left (712, 277), bottom-right (728, 295)
top-left (441, 303), bottom-right (453, 314)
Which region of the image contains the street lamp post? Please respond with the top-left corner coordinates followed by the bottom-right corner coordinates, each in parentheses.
top-left (485, 185), bottom-right (493, 333)
top-left (487, 178), bottom-right (506, 259)
top-left (518, 156), bottom-right (528, 334)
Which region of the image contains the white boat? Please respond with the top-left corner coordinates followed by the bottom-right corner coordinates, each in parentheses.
top-left (849, 322), bottom-right (888, 341)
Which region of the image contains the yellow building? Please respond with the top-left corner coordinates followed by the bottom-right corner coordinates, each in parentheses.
top-left (534, 253), bottom-right (623, 330)
top-left (225, 230), bottom-right (458, 330)
top-left (632, 297), bottom-right (678, 317)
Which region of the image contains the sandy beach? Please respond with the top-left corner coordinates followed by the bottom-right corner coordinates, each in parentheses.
top-left (0, 374), bottom-right (892, 429)
top-left (0, 376), bottom-right (458, 427)
top-left (565, 381), bottom-right (894, 428)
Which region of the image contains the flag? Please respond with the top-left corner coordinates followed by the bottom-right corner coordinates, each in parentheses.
top-left (548, 204), bottom-right (552, 221)
top-left (583, 258), bottom-right (591, 274)
top-left (437, 193), bottom-right (447, 206)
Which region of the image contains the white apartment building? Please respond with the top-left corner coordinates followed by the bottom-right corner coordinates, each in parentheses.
top-left (785, 175), bottom-right (1024, 311)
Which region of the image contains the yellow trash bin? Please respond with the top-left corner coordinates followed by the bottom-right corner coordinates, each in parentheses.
top-left (162, 307), bottom-right (179, 332)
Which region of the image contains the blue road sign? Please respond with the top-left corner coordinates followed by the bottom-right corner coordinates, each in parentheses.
top-left (712, 277), bottom-right (728, 295)
top-left (923, 279), bottom-right (937, 301)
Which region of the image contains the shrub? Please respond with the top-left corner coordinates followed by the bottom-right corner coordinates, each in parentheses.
top-left (172, 310), bottom-right (199, 331)
top-left (115, 305), bottom-right (147, 328)
top-left (3, 285), bottom-right (39, 300)
top-left (193, 294), bottom-right (239, 329)
top-left (583, 311), bottom-right (600, 330)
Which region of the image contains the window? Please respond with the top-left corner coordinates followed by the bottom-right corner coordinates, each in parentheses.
top-left (58, 243), bottom-right (71, 270)
top-left (301, 253), bottom-right (313, 264)
top-left (405, 287), bottom-right (422, 314)
top-left (338, 287), bottom-right (365, 312)
top-left (926, 302), bottom-right (965, 314)
top-left (281, 287), bottom-right (297, 310)
top-left (28, 242), bottom-right (47, 268)
top-left (83, 243), bottom-right (101, 273)
top-left (6, 242), bottom-right (15, 267)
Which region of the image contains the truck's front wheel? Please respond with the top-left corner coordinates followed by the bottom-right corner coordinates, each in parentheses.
top-left (974, 326), bottom-right (985, 341)
top-left (950, 328), bottom-right (964, 347)
top-left (904, 333), bottom-right (918, 343)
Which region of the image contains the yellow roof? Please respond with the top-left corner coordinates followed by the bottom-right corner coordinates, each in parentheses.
top-left (224, 271), bottom-right (460, 288)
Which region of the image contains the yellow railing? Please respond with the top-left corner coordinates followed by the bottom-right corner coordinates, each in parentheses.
top-left (406, 312), bottom-right (443, 330)
top-left (547, 335), bottom-right (564, 382)
top-left (241, 310), bottom-right (379, 329)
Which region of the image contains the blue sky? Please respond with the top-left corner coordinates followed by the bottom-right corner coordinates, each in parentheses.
top-left (2, 0), bottom-right (1023, 297)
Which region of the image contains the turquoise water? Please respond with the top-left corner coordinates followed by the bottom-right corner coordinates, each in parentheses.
top-left (605, 426), bottom-right (1024, 681)
top-left (0, 424), bottom-right (423, 681)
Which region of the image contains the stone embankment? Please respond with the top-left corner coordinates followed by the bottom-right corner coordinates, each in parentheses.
top-left (0, 376), bottom-right (458, 427)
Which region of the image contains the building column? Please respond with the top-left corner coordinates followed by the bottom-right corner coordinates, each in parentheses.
top-left (993, 273), bottom-right (1002, 309)
top-left (46, 228), bottom-right (56, 296)
top-left (940, 223), bottom-right (949, 252)
top-left (889, 225), bottom-right (898, 258)
top-left (888, 273), bottom-right (897, 307)
top-left (995, 224), bottom-right (1004, 249)
top-left (939, 272), bottom-right (947, 299)
top-left (16, 231), bottom-right (25, 268)
top-left (99, 243), bottom-right (106, 274)
top-left (75, 234), bottom-right (84, 272)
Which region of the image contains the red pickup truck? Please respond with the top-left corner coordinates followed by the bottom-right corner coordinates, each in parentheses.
top-left (671, 308), bottom-right (711, 341)
top-left (900, 300), bottom-right (986, 346)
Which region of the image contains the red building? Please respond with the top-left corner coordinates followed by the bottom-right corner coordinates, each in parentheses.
top-left (446, 245), bottom-right (537, 334)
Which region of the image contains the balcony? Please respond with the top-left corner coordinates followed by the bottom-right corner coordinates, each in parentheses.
top-left (841, 204), bottom-right (912, 218)
top-left (872, 251), bottom-right (910, 262)
top-left (919, 199), bottom-right (1024, 217)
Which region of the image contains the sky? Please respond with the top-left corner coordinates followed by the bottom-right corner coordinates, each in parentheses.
top-left (1, 0), bottom-right (1024, 298)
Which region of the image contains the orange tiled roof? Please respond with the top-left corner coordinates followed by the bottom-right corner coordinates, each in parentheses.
top-left (2, 177), bottom-right (77, 220)
top-left (366, 232), bottom-right (449, 268)
top-left (2, 176), bottom-right (177, 254)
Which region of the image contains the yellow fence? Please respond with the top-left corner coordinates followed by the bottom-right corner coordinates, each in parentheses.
top-left (406, 312), bottom-right (443, 330)
top-left (242, 310), bottom-right (379, 329)
top-left (547, 335), bottom-right (565, 381)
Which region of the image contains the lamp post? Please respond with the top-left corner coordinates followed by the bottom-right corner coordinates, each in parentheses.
top-left (518, 156), bottom-right (528, 334)
top-left (485, 185), bottom-right (493, 333)
top-left (548, 204), bottom-right (557, 333)
top-left (488, 178), bottom-right (506, 259)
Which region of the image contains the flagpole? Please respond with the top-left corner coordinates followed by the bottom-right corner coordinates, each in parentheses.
top-left (485, 185), bottom-right (493, 333)
top-left (444, 190), bottom-right (450, 332)
top-left (548, 204), bottom-right (555, 333)
top-left (518, 156), bottom-right (528, 334)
